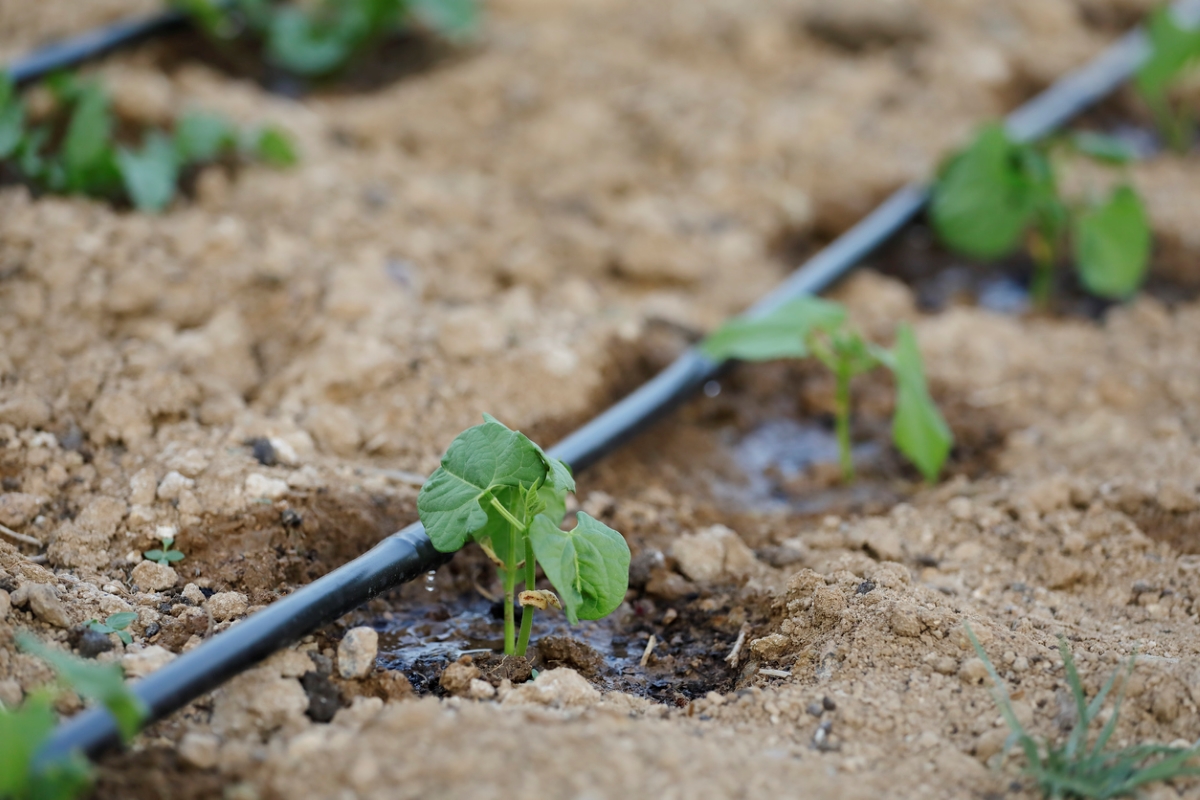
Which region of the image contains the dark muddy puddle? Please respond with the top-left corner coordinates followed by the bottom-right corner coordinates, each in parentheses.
top-left (370, 587), bottom-right (749, 704)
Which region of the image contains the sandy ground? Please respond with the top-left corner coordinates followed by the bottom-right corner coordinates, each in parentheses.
top-left (3, 0), bottom-right (1200, 798)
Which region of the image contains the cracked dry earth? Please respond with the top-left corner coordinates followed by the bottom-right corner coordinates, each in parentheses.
top-left (4, 0), bottom-right (1200, 798)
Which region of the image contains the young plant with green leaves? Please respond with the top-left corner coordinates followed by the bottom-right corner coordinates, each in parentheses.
top-left (174, 0), bottom-right (478, 78)
top-left (1134, 6), bottom-right (1200, 153)
top-left (144, 533), bottom-right (185, 566)
top-left (1, 634), bottom-right (146, 800)
top-left (417, 415), bottom-right (630, 657)
top-left (965, 624), bottom-right (1200, 799)
top-left (701, 297), bottom-right (952, 484)
top-left (931, 124), bottom-right (1151, 307)
top-left (0, 71), bottom-right (296, 213)
top-left (86, 612), bottom-right (139, 646)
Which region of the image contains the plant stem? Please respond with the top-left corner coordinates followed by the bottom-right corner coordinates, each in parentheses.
top-left (502, 564), bottom-right (516, 655)
top-left (1028, 229), bottom-right (1056, 310)
top-left (515, 536), bottom-right (536, 657)
top-left (835, 363), bottom-right (854, 483)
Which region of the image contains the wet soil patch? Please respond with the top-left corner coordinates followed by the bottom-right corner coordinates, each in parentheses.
top-left (370, 586), bottom-right (752, 704)
top-left (92, 748), bottom-right (226, 800)
top-left (585, 356), bottom-right (1011, 528)
top-left (139, 26), bottom-right (462, 97)
top-left (865, 220), bottom-right (1200, 319)
top-left (179, 488), bottom-right (416, 600)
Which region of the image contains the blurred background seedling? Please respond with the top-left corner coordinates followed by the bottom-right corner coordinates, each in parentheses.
top-left (931, 124), bottom-right (1150, 308)
top-left (0, 70), bottom-right (295, 212)
top-left (173, 0), bottom-right (479, 79)
top-left (144, 534), bottom-right (185, 565)
top-left (85, 613), bottom-right (139, 646)
top-left (1135, 7), bottom-right (1200, 153)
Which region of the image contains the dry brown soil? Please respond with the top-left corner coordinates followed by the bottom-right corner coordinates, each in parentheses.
top-left (4, 0), bottom-right (1200, 798)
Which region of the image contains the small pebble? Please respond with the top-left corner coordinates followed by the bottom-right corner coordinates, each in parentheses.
top-left (822, 696), bottom-right (837, 711)
top-left (337, 627), bottom-right (379, 679)
top-left (131, 561), bottom-right (178, 592)
top-left (206, 592), bottom-right (249, 622)
top-left (806, 702), bottom-right (824, 718)
top-left (74, 628), bottom-right (114, 658)
top-left (178, 732), bottom-right (221, 770)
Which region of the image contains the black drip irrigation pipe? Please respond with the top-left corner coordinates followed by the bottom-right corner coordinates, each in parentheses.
top-left (25, 0), bottom-right (1200, 771)
top-left (7, 10), bottom-right (186, 86)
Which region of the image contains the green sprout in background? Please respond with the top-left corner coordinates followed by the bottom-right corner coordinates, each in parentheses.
top-left (173, 0), bottom-right (479, 78)
top-left (965, 624), bottom-right (1200, 800)
top-left (1, 634), bottom-right (146, 800)
top-left (0, 71), bottom-right (296, 213)
top-left (144, 534), bottom-right (185, 566)
top-left (86, 613), bottom-right (139, 646)
top-left (930, 124), bottom-right (1151, 307)
top-left (417, 415), bottom-right (630, 657)
top-left (701, 297), bottom-right (953, 484)
top-left (1135, 6), bottom-right (1200, 153)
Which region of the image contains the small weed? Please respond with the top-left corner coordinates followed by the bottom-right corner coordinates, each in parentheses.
top-left (85, 612), bottom-right (139, 646)
top-left (1135, 6), bottom-right (1200, 153)
top-left (965, 624), bottom-right (1200, 799)
top-left (0, 71), bottom-right (296, 213)
top-left (174, 0), bottom-right (479, 78)
top-left (417, 415), bottom-right (630, 657)
top-left (930, 124), bottom-right (1150, 306)
top-left (0, 634), bottom-right (146, 800)
top-left (701, 297), bottom-right (952, 483)
top-left (144, 534), bottom-right (185, 566)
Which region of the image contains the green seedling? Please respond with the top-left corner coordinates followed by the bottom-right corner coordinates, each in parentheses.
top-left (417, 415), bottom-right (630, 657)
top-left (1, 634), bottom-right (146, 800)
top-left (86, 612), bottom-right (139, 646)
top-left (965, 624), bottom-right (1200, 799)
top-left (931, 124), bottom-right (1151, 306)
top-left (1135, 7), bottom-right (1200, 153)
top-left (701, 297), bottom-right (952, 484)
top-left (144, 535), bottom-right (185, 566)
top-left (174, 0), bottom-right (478, 78)
top-left (0, 71), bottom-right (296, 213)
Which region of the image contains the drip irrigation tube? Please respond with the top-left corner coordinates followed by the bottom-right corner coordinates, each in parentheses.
top-left (25, 0), bottom-right (1200, 772)
top-left (7, 10), bottom-right (186, 86)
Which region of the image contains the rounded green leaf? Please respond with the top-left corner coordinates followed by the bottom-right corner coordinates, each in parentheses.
top-left (888, 325), bottom-right (952, 483)
top-left (175, 111), bottom-right (237, 163)
top-left (1072, 185), bottom-right (1151, 300)
top-left (701, 297), bottom-right (847, 362)
top-left (528, 512), bottom-right (630, 625)
top-left (417, 417), bottom-right (547, 553)
top-left (105, 612), bottom-right (139, 630)
top-left (930, 125), bottom-right (1040, 260)
top-left (117, 132), bottom-right (180, 212)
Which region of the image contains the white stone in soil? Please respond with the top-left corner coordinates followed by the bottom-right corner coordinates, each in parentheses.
top-left (244, 473), bottom-right (289, 500)
top-left (178, 732), bottom-right (221, 770)
top-left (131, 560), bottom-right (178, 592)
top-left (122, 645), bottom-right (177, 678)
top-left (337, 627), bottom-right (379, 679)
top-left (206, 591), bottom-right (249, 622)
top-left (156, 471), bottom-right (194, 501)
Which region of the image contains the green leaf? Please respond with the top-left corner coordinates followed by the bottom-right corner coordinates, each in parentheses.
top-left (888, 324), bottom-right (952, 483)
top-left (251, 126), bottom-right (298, 168)
top-left (930, 124), bottom-right (1043, 260)
top-left (17, 634), bottom-right (146, 742)
top-left (1135, 8), bottom-right (1200, 101)
top-left (700, 297), bottom-right (847, 362)
top-left (1069, 131), bottom-right (1137, 164)
top-left (163, 550), bottom-right (186, 563)
top-left (528, 512), bottom-right (630, 624)
top-left (105, 612), bottom-right (138, 631)
top-left (174, 110), bottom-right (237, 162)
top-left (117, 132), bottom-right (180, 212)
top-left (417, 417), bottom-right (548, 552)
top-left (411, 0), bottom-right (479, 38)
top-left (0, 73), bottom-right (24, 159)
top-left (0, 690), bottom-right (56, 797)
top-left (62, 84), bottom-right (114, 184)
top-left (143, 550), bottom-right (166, 564)
top-left (1072, 185), bottom-right (1151, 300)
top-left (267, 8), bottom-right (355, 76)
